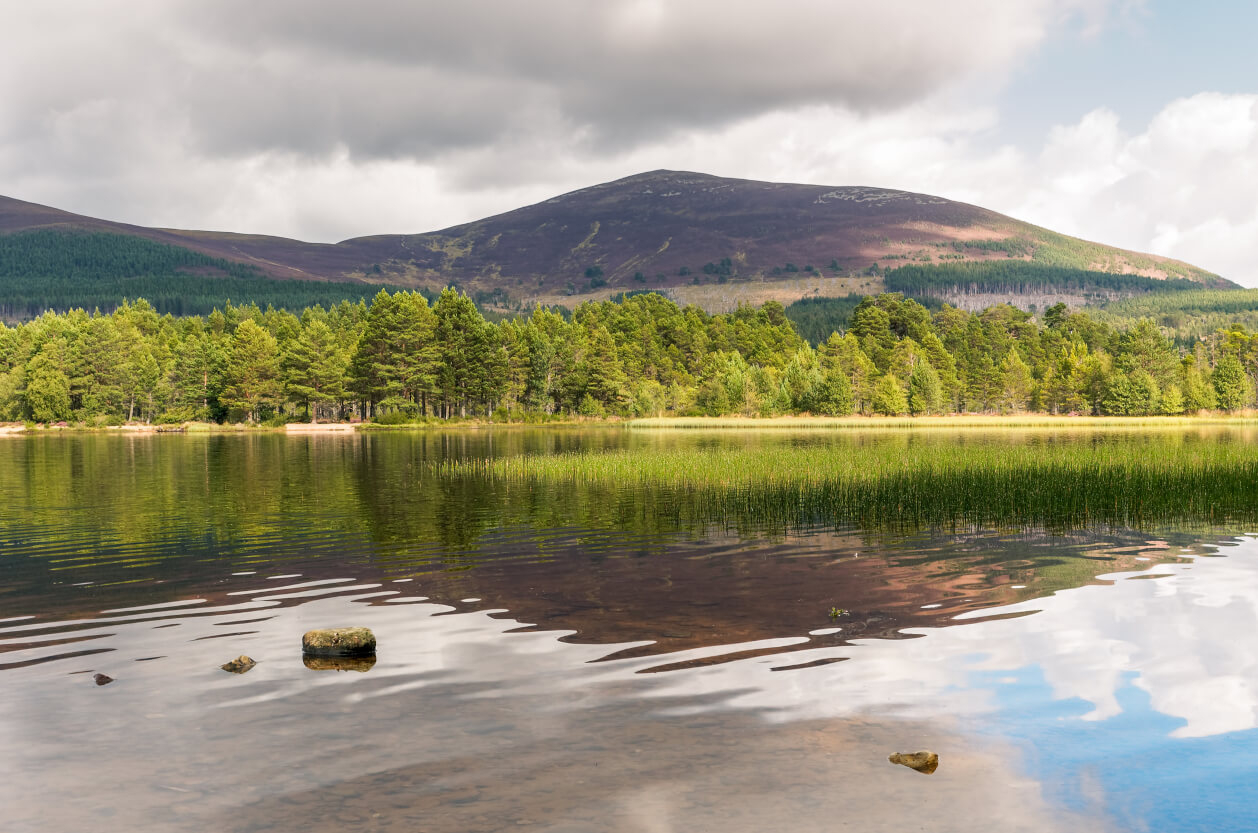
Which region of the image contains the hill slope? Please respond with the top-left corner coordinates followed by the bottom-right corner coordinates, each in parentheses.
top-left (0, 171), bottom-right (1233, 316)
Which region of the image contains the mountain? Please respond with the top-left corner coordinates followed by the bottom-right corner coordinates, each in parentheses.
top-left (0, 171), bottom-right (1234, 317)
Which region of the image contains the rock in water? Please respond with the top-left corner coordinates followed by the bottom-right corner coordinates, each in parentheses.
top-left (302, 627), bottom-right (376, 657)
top-left (93, 673), bottom-right (114, 686)
top-left (220, 655), bottom-right (256, 674)
top-left (889, 750), bottom-right (939, 774)
top-left (303, 654), bottom-right (377, 673)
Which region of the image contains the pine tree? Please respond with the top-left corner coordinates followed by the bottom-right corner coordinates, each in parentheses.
top-left (819, 332), bottom-right (876, 414)
top-left (999, 347), bottom-right (1033, 413)
top-left (908, 360), bottom-right (943, 415)
top-left (872, 373), bottom-right (908, 416)
top-left (221, 319), bottom-right (282, 422)
top-left (1180, 354), bottom-right (1216, 412)
top-left (171, 330), bottom-right (224, 420)
top-left (1213, 352), bottom-right (1254, 411)
top-left (434, 288), bottom-right (488, 418)
top-left (284, 319), bottom-right (349, 421)
top-left (23, 339), bottom-right (72, 422)
top-left (1159, 384), bottom-right (1185, 415)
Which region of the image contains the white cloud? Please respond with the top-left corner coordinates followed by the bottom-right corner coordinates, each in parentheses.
top-left (1010, 94), bottom-right (1258, 284)
top-left (3, 1), bottom-right (1252, 287)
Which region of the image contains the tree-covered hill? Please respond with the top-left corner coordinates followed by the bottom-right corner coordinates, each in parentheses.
top-left (0, 230), bottom-right (377, 320)
top-left (883, 262), bottom-right (1202, 297)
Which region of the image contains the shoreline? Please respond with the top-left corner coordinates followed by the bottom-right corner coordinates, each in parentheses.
top-left (2, 412), bottom-right (1255, 436)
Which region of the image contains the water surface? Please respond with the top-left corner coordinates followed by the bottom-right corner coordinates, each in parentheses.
top-left (2, 428), bottom-right (1257, 832)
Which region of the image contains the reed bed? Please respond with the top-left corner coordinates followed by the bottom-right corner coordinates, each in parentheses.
top-left (628, 415), bottom-right (1258, 430)
top-left (441, 432), bottom-right (1258, 532)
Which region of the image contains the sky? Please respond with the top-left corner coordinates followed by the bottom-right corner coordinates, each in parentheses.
top-left (2, 0), bottom-right (1256, 284)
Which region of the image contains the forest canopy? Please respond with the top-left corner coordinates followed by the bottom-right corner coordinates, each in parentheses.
top-left (3, 288), bottom-right (1257, 425)
top-left (0, 230), bottom-right (378, 319)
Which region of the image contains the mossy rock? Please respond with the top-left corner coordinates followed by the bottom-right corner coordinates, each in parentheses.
top-left (302, 627), bottom-right (376, 657)
top-left (220, 655), bottom-right (256, 674)
top-left (889, 750), bottom-right (939, 774)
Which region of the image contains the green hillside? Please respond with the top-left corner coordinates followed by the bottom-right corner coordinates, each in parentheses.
top-left (0, 230), bottom-right (376, 319)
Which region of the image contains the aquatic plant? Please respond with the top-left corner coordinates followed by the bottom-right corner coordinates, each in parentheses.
top-left (442, 427), bottom-right (1258, 533)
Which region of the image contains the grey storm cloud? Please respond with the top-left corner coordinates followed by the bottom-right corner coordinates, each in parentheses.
top-left (173, 0), bottom-right (1070, 157)
top-left (2, 0), bottom-right (1112, 168)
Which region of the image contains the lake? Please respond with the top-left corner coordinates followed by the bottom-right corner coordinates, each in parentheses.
top-left (3, 426), bottom-right (1257, 832)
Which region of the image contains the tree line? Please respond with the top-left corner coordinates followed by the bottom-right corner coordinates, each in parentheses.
top-left (883, 262), bottom-right (1201, 297)
top-left (2, 289), bottom-right (1258, 425)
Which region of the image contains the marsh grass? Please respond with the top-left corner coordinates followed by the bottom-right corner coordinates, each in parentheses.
top-left (629, 415), bottom-right (1258, 430)
top-left (444, 429), bottom-right (1258, 532)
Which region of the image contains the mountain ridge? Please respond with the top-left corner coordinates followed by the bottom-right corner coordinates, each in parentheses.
top-left (0, 171), bottom-right (1233, 314)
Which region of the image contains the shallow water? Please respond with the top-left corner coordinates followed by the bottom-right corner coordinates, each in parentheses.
top-left (2, 428), bottom-right (1257, 832)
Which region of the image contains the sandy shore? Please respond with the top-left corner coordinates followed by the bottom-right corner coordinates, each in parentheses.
top-left (284, 422), bottom-right (357, 433)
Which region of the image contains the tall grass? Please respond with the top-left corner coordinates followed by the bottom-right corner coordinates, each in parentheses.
top-left (442, 430), bottom-right (1258, 533)
top-left (628, 415), bottom-right (1257, 430)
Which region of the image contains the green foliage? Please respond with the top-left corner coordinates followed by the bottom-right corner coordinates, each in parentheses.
top-left (1103, 289), bottom-right (1258, 340)
top-left (8, 281), bottom-right (1258, 427)
top-left (786, 294), bottom-right (943, 346)
top-left (702, 258), bottom-right (734, 277)
top-left (221, 320), bottom-right (282, 422)
top-left (1212, 353), bottom-right (1254, 411)
top-left (907, 360), bottom-right (943, 415)
top-left (872, 373), bottom-right (908, 416)
top-left (23, 339), bottom-right (72, 422)
top-left (0, 230), bottom-right (374, 319)
top-left (452, 429), bottom-right (1258, 532)
top-left (884, 261), bottom-right (1201, 297)
top-left (999, 347), bottom-right (1033, 413)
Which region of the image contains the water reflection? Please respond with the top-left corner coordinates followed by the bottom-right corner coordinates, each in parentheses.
top-left (4, 536), bottom-right (1257, 832)
top-left (4, 429), bottom-right (1258, 832)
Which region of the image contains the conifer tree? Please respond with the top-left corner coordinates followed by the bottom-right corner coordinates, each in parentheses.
top-left (221, 319), bottom-right (282, 422)
top-left (999, 347), bottom-right (1033, 413)
top-left (1213, 352), bottom-right (1254, 411)
top-left (872, 373), bottom-right (908, 416)
top-left (23, 338), bottom-right (72, 422)
top-left (284, 319), bottom-right (349, 421)
top-left (908, 359), bottom-right (943, 415)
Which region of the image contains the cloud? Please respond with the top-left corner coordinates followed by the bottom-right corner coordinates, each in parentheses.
top-left (6, 0), bottom-right (1252, 289)
top-left (170, 0), bottom-right (1092, 156)
top-left (0, 2), bottom-right (1113, 191)
top-left (1006, 93), bottom-right (1258, 284)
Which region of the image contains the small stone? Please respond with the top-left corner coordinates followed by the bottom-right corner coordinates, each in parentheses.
top-left (93, 673), bottom-right (114, 686)
top-left (889, 750), bottom-right (939, 774)
top-left (302, 627), bottom-right (376, 657)
top-left (220, 655), bottom-right (256, 674)
top-left (303, 654), bottom-right (376, 673)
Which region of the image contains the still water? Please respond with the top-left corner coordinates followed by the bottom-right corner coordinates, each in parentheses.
top-left (2, 428), bottom-right (1257, 832)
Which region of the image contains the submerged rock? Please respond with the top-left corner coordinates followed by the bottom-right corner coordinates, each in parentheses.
top-left (889, 750), bottom-right (939, 774)
top-left (303, 654), bottom-right (377, 673)
top-left (302, 627), bottom-right (376, 657)
top-left (220, 655), bottom-right (256, 674)
top-left (93, 673), bottom-right (114, 686)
